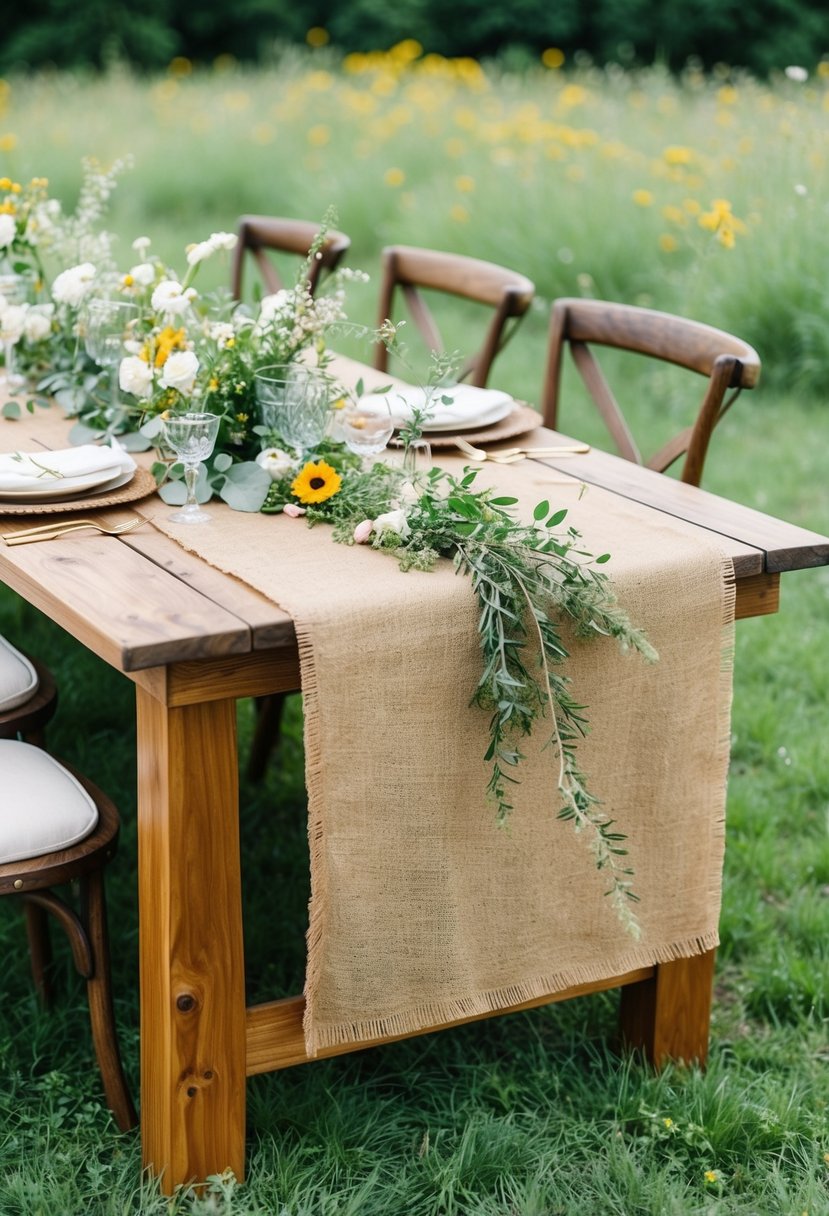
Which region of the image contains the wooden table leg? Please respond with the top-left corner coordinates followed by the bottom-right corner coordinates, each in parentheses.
top-left (619, 948), bottom-right (716, 1068)
top-left (136, 685), bottom-right (246, 1193)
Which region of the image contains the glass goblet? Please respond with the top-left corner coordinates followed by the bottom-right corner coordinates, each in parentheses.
top-left (339, 407), bottom-right (395, 469)
top-left (83, 298), bottom-right (139, 419)
top-left (162, 412), bottom-right (221, 524)
top-left (254, 363), bottom-right (331, 454)
top-left (0, 271), bottom-right (31, 392)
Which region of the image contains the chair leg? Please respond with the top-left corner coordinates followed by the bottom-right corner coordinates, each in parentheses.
top-left (80, 871), bottom-right (138, 1132)
top-left (24, 901), bottom-right (54, 1007)
top-left (246, 692), bottom-right (288, 781)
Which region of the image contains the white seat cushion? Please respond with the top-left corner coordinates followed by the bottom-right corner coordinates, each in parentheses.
top-left (0, 634), bottom-right (39, 713)
top-left (0, 740), bottom-right (99, 865)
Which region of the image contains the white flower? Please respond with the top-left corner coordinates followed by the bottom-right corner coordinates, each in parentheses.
top-left (208, 321), bottom-right (235, 345)
top-left (119, 355), bottom-right (154, 399)
top-left (151, 279), bottom-right (197, 316)
top-left (0, 214), bottom-right (16, 249)
top-left (23, 304), bottom-right (54, 343)
top-left (132, 236), bottom-right (152, 255)
top-left (186, 240), bottom-right (214, 266)
top-left (785, 65), bottom-right (808, 82)
top-left (0, 303), bottom-right (28, 344)
top-left (373, 508), bottom-right (411, 539)
top-left (208, 231), bottom-right (237, 252)
top-left (130, 262), bottom-right (156, 286)
top-left (52, 262), bottom-right (97, 307)
top-left (255, 447), bottom-right (296, 480)
top-left (160, 349), bottom-right (199, 394)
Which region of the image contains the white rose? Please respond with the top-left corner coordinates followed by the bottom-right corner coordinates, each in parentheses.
top-left (129, 262), bottom-right (156, 286)
top-left (0, 213), bottom-right (16, 249)
top-left (160, 349), bottom-right (199, 394)
top-left (0, 303), bottom-right (28, 344)
top-left (255, 447), bottom-right (296, 480)
top-left (51, 262), bottom-right (97, 307)
top-left (23, 305), bottom-right (53, 343)
top-left (119, 355), bottom-right (154, 399)
top-left (373, 508), bottom-right (411, 539)
top-left (151, 279), bottom-right (197, 316)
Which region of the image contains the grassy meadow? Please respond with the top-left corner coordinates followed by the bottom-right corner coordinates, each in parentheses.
top-left (1, 47), bottom-right (828, 1214)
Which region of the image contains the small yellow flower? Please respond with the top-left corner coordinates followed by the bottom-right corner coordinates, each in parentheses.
top-left (384, 167), bottom-right (405, 187)
top-left (208, 377), bottom-right (219, 392)
top-left (455, 174), bottom-right (475, 193)
top-left (704, 1169), bottom-right (720, 1184)
top-left (0, 200), bottom-right (15, 214)
top-left (450, 203), bottom-right (469, 223)
top-left (633, 188), bottom-right (654, 206)
top-left (663, 145), bottom-right (693, 165)
top-left (662, 1117), bottom-right (673, 1128)
top-left (0, 176), bottom-right (11, 190)
top-left (225, 336), bottom-right (235, 348)
top-left (0, 134), bottom-right (18, 153)
top-left (291, 460), bottom-right (342, 505)
top-left (121, 274), bottom-right (135, 288)
top-left (659, 233), bottom-right (679, 253)
top-left (235, 412), bottom-right (248, 423)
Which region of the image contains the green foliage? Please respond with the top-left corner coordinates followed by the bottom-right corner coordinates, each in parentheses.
top-left (3, 0), bottom-right (829, 74)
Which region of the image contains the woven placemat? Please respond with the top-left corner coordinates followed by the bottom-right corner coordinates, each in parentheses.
top-left (0, 467), bottom-right (157, 516)
top-left (414, 403), bottom-right (542, 448)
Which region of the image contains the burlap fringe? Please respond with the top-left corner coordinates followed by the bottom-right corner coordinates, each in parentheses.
top-left (304, 929), bottom-right (721, 1056)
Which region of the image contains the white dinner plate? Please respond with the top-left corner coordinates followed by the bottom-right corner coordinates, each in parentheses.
top-left (0, 464), bottom-right (125, 503)
top-left (419, 399), bottom-right (515, 432)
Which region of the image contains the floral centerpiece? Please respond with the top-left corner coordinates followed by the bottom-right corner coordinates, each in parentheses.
top-left (0, 163), bottom-right (654, 932)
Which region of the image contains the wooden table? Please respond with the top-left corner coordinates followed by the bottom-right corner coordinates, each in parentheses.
top-left (1, 406), bottom-right (828, 1193)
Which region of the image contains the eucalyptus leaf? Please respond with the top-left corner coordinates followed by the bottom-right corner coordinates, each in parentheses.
top-left (1, 402), bottom-right (21, 420)
top-left (218, 461), bottom-right (271, 512)
top-left (213, 452), bottom-right (233, 473)
top-left (140, 415), bottom-right (165, 439)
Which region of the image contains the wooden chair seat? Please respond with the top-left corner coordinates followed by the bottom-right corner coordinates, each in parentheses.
top-left (374, 244), bottom-right (535, 387)
top-left (0, 740), bottom-right (136, 1132)
top-left (0, 654), bottom-right (58, 746)
top-left (231, 215), bottom-right (351, 301)
top-left (541, 298), bottom-right (761, 486)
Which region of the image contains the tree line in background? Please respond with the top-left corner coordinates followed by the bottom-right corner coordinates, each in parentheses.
top-left (3, 0), bottom-right (828, 76)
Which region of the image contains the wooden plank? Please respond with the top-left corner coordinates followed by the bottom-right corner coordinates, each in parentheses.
top-left (529, 443), bottom-right (829, 574)
top-left (245, 968), bottom-right (655, 1075)
top-left (0, 531), bottom-right (252, 672)
top-left (157, 649), bottom-right (302, 708)
top-left (136, 688), bottom-right (247, 1192)
top-left (122, 528), bottom-right (296, 650)
top-left (734, 573), bottom-right (780, 620)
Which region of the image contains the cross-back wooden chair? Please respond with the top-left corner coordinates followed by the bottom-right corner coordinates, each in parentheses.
top-left (0, 637), bottom-right (136, 1132)
top-left (373, 245), bottom-right (535, 387)
top-left (231, 215), bottom-right (351, 301)
top-left (541, 298), bottom-right (761, 486)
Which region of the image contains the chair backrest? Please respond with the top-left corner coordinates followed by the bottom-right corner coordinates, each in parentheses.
top-left (541, 298), bottom-right (761, 486)
top-left (374, 245), bottom-right (535, 388)
top-left (231, 215), bottom-right (351, 300)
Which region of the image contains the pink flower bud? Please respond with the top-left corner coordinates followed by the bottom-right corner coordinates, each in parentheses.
top-left (353, 519), bottom-right (374, 544)
top-left (283, 503), bottom-right (306, 518)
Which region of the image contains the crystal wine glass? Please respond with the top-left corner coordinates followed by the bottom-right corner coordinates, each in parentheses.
top-left (162, 412), bottom-right (221, 524)
top-left (339, 406), bottom-right (395, 469)
top-left (83, 299), bottom-right (139, 420)
top-left (254, 363), bottom-right (331, 454)
top-left (0, 271), bottom-right (31, 392)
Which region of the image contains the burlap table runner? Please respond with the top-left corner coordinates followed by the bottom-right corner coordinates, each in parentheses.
top-left (150, 456), bottom-right (735, 1055)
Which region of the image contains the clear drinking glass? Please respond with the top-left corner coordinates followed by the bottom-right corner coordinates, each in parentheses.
top-left (0, 271), bottom-right (31, 392)
top-left (162, 412), bottom-right (221, 524)
top-left (339, 407), bottom-right (395, 468)
top-left (83, 299), bottom-right (139, 417)
top-left (254, 363), bottom-right (331, 454)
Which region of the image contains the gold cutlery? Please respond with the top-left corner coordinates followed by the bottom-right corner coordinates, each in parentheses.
top-left (2, 517), bottom-right (147, 546)
top-left (452, 437), bottom-right (591, 462)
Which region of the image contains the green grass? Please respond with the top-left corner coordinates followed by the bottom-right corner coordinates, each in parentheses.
top-left (1, 52), bottom-right (829, 1215)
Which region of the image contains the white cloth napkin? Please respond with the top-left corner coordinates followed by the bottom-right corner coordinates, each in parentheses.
top-left (0, 439), bottom-right (135, 493)
top-left (356, 383), bottom-right (513, 431)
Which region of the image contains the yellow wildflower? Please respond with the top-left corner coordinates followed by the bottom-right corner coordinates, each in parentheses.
top-left (455, 174), bottom-right (475, 193)
top-left (0, 134), bottom-right (17, 152)
top-left (0, 201), bottom-right (15, 215)
top-left (208, 378), bottom-right (219, 391)
top-left (450, 204), bottom-right (469, 223)
top-left (633, 189), bottom-right (654, 206)
top-left (153, 326), bottom-right (188, 368)
top-left (121, 274), bottom-right (135, 288)
top-left (291, 460), bottom-right (342, 505)
top-left (662, 1118), bottom-right (673, 1127)
top-left (663, 145), bottom-right (693, 165)
top-left (384, 167), bottom-right (405, 187)
top-left (704, 1169), bottom-right (720, 1184)
top-left (0, 176), bottom-right (11, 190)
top-left (717, 86), bottom-right (738, 105)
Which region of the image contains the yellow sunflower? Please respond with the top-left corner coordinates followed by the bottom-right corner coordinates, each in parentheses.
top-left (291, 460), bottom-right (342, 504)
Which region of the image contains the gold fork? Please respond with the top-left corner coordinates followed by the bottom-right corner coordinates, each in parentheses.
top-left (2, 517), bottom-right (146, 546)
top-left (452, 437), bottom-right (591, 462)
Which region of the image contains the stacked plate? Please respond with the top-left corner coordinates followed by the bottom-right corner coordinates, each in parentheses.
top-left (0, 443), bottom-right (137, 504)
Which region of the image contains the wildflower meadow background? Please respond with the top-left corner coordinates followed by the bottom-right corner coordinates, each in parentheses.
top-left (0, 37), bottom-right (828, 1216)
